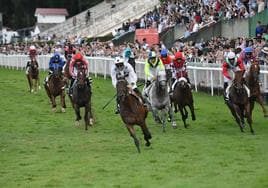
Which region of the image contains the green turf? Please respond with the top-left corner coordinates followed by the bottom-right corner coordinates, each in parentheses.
top-left (0, 68), bottom-right (268, 188)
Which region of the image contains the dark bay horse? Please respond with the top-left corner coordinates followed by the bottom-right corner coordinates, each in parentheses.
top-left (146, 70), bottom-right (177, 132)
top-left (226, 71), bottom-right (254, 133)
top-left (71, 68), bottom-right (93, 130)
top-left (26, 59), bottom-right (40, 93)
top-left (117, 78), bottom-right (152, 153)
top-left (63, 56), bottom-right (72, 88)
top-left (171, 77), bottom-right (196, 128)
top-left (246, 62), bottom-right (268, 118)
top-left (44, 67), bottom-right (66, 112)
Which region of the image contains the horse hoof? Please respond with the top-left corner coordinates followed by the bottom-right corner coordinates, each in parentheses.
top-left (38, 86), bottom-right (41, 90)
top-left (52, 108), bottom-right (57, 112)
top-left (172, 122), bottom-right (177, 129)
top-left (145, 142), bottom-right (151, 147)
top-left (89, 118), bottom-right (94, 126)
top-left (61, 108), bottom-right (66, 113)
top-left (75, 121), bottom-right (80, 127)
top-left (31, 89), bottom-right (34, 93)
top-left (264, 115), bottom-right (268, 118)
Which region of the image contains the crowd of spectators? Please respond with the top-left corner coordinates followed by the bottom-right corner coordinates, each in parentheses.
top-left (1, 33), bottom-right (268, 65)
top-left (113, 0), bottom-right (268, 39)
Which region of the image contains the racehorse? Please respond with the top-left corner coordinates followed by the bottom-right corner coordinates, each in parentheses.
top-left (44, 67), bottom-right (66, 113)
top-left (146, 70), bottom-right (177, 132)
top-left (63, 55), bottom-right (72, 88)
top-left (26, 59), bottom-right (40, 93)
top-left (71, 68), bottom-right (93, 130)
top-left (171, 77), bottom-right (196, 128)
top-left (245, 61), bottom-right (268, 118)
top-left (226, 71), bottom-right (254, 134)
top-left (116, 78), bottom-right (152, 153)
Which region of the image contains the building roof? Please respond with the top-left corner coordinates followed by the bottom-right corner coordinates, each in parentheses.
top-left (35, 8), bottom-right (69, 16)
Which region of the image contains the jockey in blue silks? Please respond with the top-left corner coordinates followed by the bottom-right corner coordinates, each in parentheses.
top-left (44, 53), bottom-right (65, 84)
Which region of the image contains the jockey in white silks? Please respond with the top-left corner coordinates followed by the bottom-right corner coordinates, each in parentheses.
top-left (111, 57), bottom-right (142, 114)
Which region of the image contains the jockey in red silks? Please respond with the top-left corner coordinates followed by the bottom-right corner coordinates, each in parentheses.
top-left (222, 51), bottom-right (250, 101)
top-left (26, 45), bottom-right (38, 75)
top-left (68, 52), bottom-right (91, 95)
top-left (171, 51), bottom-right (191, 90)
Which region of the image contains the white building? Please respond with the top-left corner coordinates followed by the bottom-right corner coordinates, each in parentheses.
top-left (1, 27), bottom-right (19, 44)
top-left (32, 8), bottom-right (69, 36)
top-left (35, 8), bottom-right (69, 24)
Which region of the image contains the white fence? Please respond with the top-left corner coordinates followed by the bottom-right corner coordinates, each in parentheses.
top-left (0, 54), bottom-right (268, 95)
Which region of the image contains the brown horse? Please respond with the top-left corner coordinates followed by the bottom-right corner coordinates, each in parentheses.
top-left (116, 78), bottom-right (152, 153)
top-left (44, 68), bottom-right (66, 112)
top-left (171, 77), bottom-right (196, 128)
top-left (71, 68), bottom-right (93, 130)
top-left (63, 57), bottom-right (72, 87)
top-left (26, 59), bottom-right (40, 93)
top-left (246, 62), bottom-right (268, 118)
top-left (226, 71), bottom-right (254, 134)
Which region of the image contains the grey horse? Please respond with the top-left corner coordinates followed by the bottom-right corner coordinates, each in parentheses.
top-left (143, 70), bottom-right (177, 132)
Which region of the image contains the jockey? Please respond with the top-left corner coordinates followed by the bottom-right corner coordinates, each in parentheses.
top-left (26, 45), bottom-right (38, 75)
top-left (160, 49), bottom-right (173, 82)
top-left (44, 52), bottom-right (65, 84)
top-left (142, 51), bottom-right (165, 102)
top-left (222, 51), bottom-right (250, 101)
top-left (68, 52), bottom-right (91, 96)
top-left (171, 51), bottom-right (191, 89)
top-left (239, 47), bottom-right (256, 74)
top-left (64, 42), bottom-right (76, 60)
top-left (111, 57), bottom-right (141, 114)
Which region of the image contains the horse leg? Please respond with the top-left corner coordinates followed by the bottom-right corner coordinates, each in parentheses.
top-left (179, 106), bottom-right (187, 128)
top-left (33, 79), bottom-right (37, 93)
top-left (168, 105), bottom-right (177, 129)
top-left (60, 91), bottom-right (66, 113)
top-left (140, 122), bottom-right (152, 147)
top-left (233, 105), bottom-right (244, 132)
top-left (51, 96), bottom-right (57, 112)
top-left (88, 100), bottom-right (94, 126)
top-left (189, 103), bottom-right (196, 121)
top-left (37, 77), bottom-right (41, 90)
top-left (126, 125), bottom-right (140, 153)
top-left (249, 98), bottom-right (255, 118)
top-left (44, 84), bottom-right (52, 101)
top-left (160, 109), bottom-right (166, 133)
top-left (27, 76), bottom-right (33, 93)
top-left (152, 108), bottom-right (161, 124)
top-left (245, 103), bottom-right (254, 134)
top-left (256, 95), bottom-right (268, 118)
top-left (74, 104), bottom-right (82, 126)
top-left (84, 105), bottom-right (89, 131)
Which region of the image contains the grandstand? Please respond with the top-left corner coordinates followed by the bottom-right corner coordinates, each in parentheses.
top-left (39, 0), bottom-right (159, 39)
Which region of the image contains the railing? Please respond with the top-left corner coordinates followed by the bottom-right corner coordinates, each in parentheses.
top-left (0, 55), bottom-right (267, 95)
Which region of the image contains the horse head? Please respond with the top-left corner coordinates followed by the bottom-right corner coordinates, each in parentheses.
top-left (233, 71), bottom-right (246, 94)
top-left (116, 78), bottom-right (128, 101)
top-left (177, 77), bottom-right (189, 89)
top-left (249, 61), bottom-right (260, 82)
top-left (30, 60), bottom-right (38, 70)
top-left (76, 68), bottom-right (87, 89)
top-left (156, 70), bottom-right (167, 91)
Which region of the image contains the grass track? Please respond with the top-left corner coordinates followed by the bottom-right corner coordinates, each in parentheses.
top-left (0, 68), bottom-right (268, 188)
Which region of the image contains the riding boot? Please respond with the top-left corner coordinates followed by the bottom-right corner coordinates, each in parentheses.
top-left (69, 78), bottom-right (75, 96)
top-left (223, 82), bottom-right (229, 102)
top-left (25, 62), bottom-right (30, 74)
